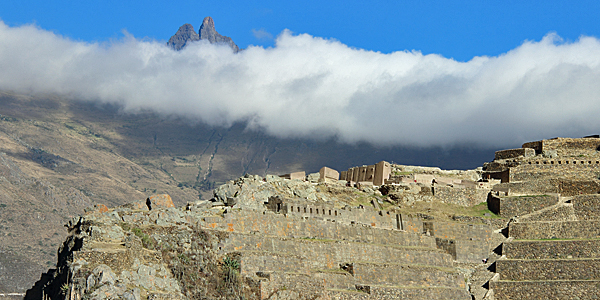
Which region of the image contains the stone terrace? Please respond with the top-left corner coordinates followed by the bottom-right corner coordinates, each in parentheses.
top-left (198, 208), bottom-right (471, 299)
top-left (491, 194), bottom-right (600, 299)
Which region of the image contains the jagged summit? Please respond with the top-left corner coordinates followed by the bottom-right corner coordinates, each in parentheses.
top-left (167, 23), bottom-right (200, 50)
top-left (167, 16), bottom-right (240, 52)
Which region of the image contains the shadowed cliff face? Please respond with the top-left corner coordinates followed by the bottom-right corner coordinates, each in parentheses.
top-left (168, 17), bottom-right (240, 52)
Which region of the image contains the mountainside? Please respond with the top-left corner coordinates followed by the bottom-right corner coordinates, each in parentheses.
top-left (168, 17), bottom-right (240, 52)
top-left (0, 90), bottom-right (494, 294)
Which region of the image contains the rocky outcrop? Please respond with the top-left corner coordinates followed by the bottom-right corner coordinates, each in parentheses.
top-left (168, 17), bottom-right (240, 52)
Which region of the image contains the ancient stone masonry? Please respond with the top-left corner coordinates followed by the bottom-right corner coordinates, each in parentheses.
top-left (29, 174), bottom-right (484, 300)
top-left (483, 136), bottom-right (600, 194)
top-left (34, 135), bottom-right (600, 300)
top-left (485, 137), bottom-right (600, 299)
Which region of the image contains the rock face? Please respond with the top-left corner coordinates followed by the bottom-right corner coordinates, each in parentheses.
top-left (168, 17), bottom-right (240, 52)
top-left (167, 23), bottom-right (200, 51)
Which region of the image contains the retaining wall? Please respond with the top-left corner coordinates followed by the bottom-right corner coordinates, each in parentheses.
top-left (509, 220), bottom-right (600, 239)
top-left (433, 186), bottom-right (489, 207)
top-left (201, 210), bottom-right (436, 248)
top-left (326, 285), bottom-right (471, 300)
top-left (349, 262), bottom-right (463, 288)
top-left (503, 239), bottom-right (600, 259)
top-left (436, 238), bottom-right (490, 263)
top-left (492, 280), bottom-right (600, 300)
top-left (220, 233), bottom-right (452, 269)
top-left (496, 259), bottom-right (600, 281)
top-left (423, 221), bottom-right (493, 242)
top-left (494, 148), bottom-right (535, 160)
top-left (573, 194), bottom-right (600, 220)
top-left (487, 194), bottom-right (558, 217)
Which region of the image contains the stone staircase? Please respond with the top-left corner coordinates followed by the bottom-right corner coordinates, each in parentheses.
top-left (490, 194), bottom-right (600, 299)
top-left (203, 210), bottom-right (471, 299)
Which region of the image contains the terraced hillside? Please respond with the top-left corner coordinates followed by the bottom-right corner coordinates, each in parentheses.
top-left (490, 194), bottom-right (600, 299)
top-left (27, 173), bottom-right (505, 299)
top-left (483, 137), bottom-right (600, 299)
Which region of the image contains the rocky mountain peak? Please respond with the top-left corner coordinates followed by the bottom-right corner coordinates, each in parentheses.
top-left (200, 16), bottom-right (215, 31)
top-left (167, 23), bottom-right (200, 51)
top-left (168, 16), bottom-right (240, 53)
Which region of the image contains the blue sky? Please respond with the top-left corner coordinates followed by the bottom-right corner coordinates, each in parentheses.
top-left (2, 0), bottom-right (600, 61)
top-left (2, 1), bottom-right (600, 147)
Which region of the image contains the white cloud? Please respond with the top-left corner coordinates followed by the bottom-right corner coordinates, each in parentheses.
top-left (251, 28), bottom-right (273, 40)
top-left (1, 21), bottom-right (600, 148)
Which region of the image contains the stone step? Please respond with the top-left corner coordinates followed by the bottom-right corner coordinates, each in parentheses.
top-left (347, 262), bottom-right (465, 289)
top-left (201, 210), bottom-right (436, 248)
top-left (497, 258), bottom-right (600, 281)
top-left (491, 280), bottom-right (600, 300)
top-left (325, 285), bottom-right (471, 300)
top-left (508, 220), bottom-right (600, 239)
top-left (220, 232), bottom-right (454, 270)
top-left (503, 239), bottom-right (600, 259)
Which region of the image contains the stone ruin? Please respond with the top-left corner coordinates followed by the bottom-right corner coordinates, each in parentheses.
top-left (25, 136), bottom-right (600, 300)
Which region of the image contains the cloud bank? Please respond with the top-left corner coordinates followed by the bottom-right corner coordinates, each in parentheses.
top-left (1, 21), bottom-right (600, 147)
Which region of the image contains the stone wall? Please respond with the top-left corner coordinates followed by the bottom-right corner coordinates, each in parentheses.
top-left (220, 233), bottom-right (453, 271)
top-left (397, 214), bottom-right (423, 234)
top-left (494, 148), bottom-right (535, 160)
top-left (349, 262), bottom-right (464, 288)
top-left (326, 285), bottom-right (471, 300)
top-left (523, 137), bottom-right (600, 156)
top-left (423, 221), bottom-right (493, 243)
top-left (572, 194), bottom-right (600, 219)
top-left (559, 179), bottom-right (600, 196)
top-left (503, 239), bottom-right (600, 259)
top-left (508, 220), bottom-right (600, 239)
top-left (510, 163), bottom-right (600, 182)
top-left (494, 180), bottom-right (559, 196)
top-left (341, 161), bottom-right (391, 186)
top-left (496, 259), bottom-right (600, 281)
top-left (436, 238), bottom-right (490, 263)
top-left (487, 194), bottom-right (558, 217)
top-left (271, 199), bottom-right (398, 230)
top-left (202, 210), bottom-right (437, 248)
top-left (433, 185), bottom-right (490, 207)
top-left (518, 203), bottom-right (575, 222)
top-left (491, 280), bottom-right (600, 300)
